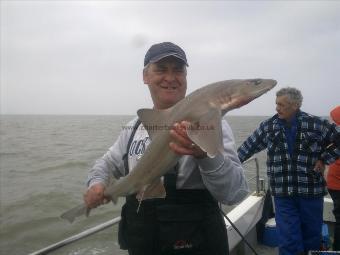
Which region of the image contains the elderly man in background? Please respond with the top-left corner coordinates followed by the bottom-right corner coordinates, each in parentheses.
top-left (238, 87), bottom-right (340, 255)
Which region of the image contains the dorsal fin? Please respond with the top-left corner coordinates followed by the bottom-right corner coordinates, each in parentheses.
top-left (137, 108), bottom-right (172, 139)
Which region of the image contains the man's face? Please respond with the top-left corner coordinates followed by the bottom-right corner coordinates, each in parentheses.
top-left (276, 95), bottom-right (299, 121)
top-left (143, 57), bottom-right (187, 110)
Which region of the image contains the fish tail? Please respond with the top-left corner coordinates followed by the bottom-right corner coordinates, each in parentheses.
top-left (60, 203), bottom-right (88, 223)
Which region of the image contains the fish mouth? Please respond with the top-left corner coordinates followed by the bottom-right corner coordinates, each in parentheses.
top-left (251, 87), bottom-right (271, 99)
top-left (248, 79), bottom-right (277, 99)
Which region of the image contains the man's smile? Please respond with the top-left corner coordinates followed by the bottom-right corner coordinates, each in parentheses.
top-left (160, 84), bottom-right (179, 90)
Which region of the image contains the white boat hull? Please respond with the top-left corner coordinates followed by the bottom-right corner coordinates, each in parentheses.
top-left (226, 192), bottom-right (335, 254)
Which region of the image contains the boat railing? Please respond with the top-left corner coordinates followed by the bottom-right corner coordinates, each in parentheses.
top-left (28, 156), bottom-right (263, 255)
top-left (28, 217), bottom-right (121, 255)
top-left (243, 156), bottom-right (265, 195)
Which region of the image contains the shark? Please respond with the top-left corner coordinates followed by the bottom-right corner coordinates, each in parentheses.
top-left (61, 78), bottom-right (277, 223)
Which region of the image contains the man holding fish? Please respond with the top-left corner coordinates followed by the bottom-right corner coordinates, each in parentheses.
top-left (82, 42), bottom-right (273, 255)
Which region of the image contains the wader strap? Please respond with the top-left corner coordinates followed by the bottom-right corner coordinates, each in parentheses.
top-left (123, 118), bottom-right (179, 193)
top-left (122, 119), bottom-right (141, 176)
top-left (164, 163), bottom-right (179, 195)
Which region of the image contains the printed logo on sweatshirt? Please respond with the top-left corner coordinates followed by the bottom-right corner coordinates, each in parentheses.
top-left (129, 137), bottom-right (150, 157)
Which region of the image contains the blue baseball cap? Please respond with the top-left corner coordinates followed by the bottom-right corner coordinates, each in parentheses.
top-left (144, 42), bottom-right (189, 67)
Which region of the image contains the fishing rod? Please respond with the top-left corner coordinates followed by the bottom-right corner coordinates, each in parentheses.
top-left (219, 207), bottom-right (259, 255)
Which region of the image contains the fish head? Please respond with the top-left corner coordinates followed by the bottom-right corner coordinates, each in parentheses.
top-left (216, 79), bottom-right (277, 113)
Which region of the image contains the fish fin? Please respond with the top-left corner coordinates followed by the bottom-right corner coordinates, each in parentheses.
top-left (136, 178), bottom-right (166, 201)
top-left (86, 207), bottom-right (91, 217)
top-left (136, 199), bottom-right (143, 214)
top-left (187, 107), bottom-right (223, 158)
top-left (137, 108), bottom-right (172, 139)
top-left (60, 203), bottom-right (88, 223)
top-left (111, 196), bottom-right (118, 204)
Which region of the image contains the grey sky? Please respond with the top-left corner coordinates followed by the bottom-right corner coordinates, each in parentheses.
top-left (1, 1), bottom-right (339, 116)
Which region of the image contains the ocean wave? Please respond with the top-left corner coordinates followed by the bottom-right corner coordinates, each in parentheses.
top-left (36, 161), bottom-right (90, 173)
top-left (0, 151), bottom-right (20, 157)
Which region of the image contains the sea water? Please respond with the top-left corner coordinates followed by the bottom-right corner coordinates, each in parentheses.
top-left (0, 115), bottom-right (268, 255)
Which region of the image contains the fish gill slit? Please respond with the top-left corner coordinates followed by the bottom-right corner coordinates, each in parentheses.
top-left (218, 93), bottom-right (232, 108)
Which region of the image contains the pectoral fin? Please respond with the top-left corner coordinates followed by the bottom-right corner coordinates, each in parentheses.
top-left (187, 107), bottom-right (223, 158)
top-left (136, 178), bottom-right (166, 201)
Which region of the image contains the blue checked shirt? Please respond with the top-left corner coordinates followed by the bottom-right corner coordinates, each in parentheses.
top-left (238, 111), bottom-right (340, 197)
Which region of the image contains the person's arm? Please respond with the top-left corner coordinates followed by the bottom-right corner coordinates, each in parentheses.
top-left (84, 119), bottom-right (135, 208)
top-left (319, 121), bottom-right (340, 165)
top-left (196, 119), bottom-right (249, 205)
top-left (237, 121), bottom-right (268, 163)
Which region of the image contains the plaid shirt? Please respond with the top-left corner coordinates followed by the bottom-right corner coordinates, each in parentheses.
top-left (238, 111), bottom-right (340, 197)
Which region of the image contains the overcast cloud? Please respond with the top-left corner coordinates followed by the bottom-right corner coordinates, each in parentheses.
top-left (1, 0), bottom-right (339, 116)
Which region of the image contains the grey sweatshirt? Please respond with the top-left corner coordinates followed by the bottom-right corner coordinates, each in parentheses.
top-left (87, 118), bottom-right (249, 205)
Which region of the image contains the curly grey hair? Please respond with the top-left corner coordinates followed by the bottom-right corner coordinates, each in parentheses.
top-left (276, 87), bottom-right (303, 108)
